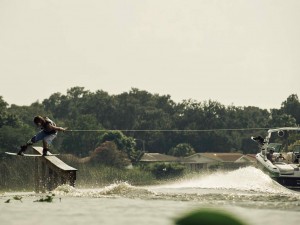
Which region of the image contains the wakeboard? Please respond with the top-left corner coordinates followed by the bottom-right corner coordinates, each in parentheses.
top-left (5, 152), bottom-right (59, 157)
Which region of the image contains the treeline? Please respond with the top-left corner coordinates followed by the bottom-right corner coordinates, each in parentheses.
top-left (1, 87), bottom-right (299, 156)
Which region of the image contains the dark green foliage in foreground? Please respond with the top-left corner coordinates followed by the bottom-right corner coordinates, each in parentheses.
top-left (34, 194), bottom-right (55, 203)
top-left (175, 208), bottom-right (246, 225)
top-left (4, 195), bottom-right (54, 203)
top-left (4, 196), bottom-right (23, 203)
top-left (13, 195), bottom-right (23, 202)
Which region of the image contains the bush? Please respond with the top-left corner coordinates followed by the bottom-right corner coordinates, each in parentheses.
top-left (168, 143), bottom-right (195, 157)
top-left (142, 162), bottom-right (185, 179)
top-left (90, 141), bottom-right (131, 168)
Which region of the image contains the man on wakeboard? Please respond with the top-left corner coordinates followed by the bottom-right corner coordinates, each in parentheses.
top-left (18, 116), bottom-right (66, 156)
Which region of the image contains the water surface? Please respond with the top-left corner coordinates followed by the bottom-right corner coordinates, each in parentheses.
top-left (1, 167), bottom-right (299, 225)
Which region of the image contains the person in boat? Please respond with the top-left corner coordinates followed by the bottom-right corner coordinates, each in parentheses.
top-left (275, 153), bottom-right (285, 162)
top-left (18, 116), bottom-right (66, 156)
top-left (266, 149), bottom-right (274, 163)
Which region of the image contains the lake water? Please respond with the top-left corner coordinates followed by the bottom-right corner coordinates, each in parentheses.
top-left (1, 166), bottom-right (300, 225)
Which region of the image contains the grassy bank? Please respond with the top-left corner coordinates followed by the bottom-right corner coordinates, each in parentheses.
top-left (75, 164), bottom-right (158, 188)
top-left (0, 155), bottom-right (35, 191)
top-left (0, 154), bottom-right (158, 191)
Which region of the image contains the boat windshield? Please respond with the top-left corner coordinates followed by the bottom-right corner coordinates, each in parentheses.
top-left (293, 145), bottom-right (300, 153)
top-left (267, 143), bottom-right (282, 153)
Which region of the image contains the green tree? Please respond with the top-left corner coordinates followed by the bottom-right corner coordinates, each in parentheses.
top-left (269, 109), bottom-right (297, 127)
top-left (168, 143), bottom-right (195, 157)
top-left (0, 97), bottom-right (22, 128)
top-left (0, 126), bottom-right (33, 153)
top-left (100, 130), bottom-right (138, 162)
top-left (8, 101), bottom-right (50, 126)
top-left (280, 94), bottom-right (300, 124)
top-left (42, 92), bottom-right (64, 118)
top-left (60, 114), bottom-right (103, 156)
top-left (90, 141), bottom-right (131, 168)
top-left (82, 90), bottom-right (117, 129)
top-left (4, 88), bottom-right (300, 156)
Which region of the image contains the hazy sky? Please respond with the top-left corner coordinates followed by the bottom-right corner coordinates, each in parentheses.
top-left (1, 0), bottom-right (299, 109)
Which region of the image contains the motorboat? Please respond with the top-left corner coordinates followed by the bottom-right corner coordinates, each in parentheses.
top-left (252, 127), bottom-right (300, 190)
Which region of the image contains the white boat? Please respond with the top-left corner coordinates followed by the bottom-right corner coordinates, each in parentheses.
top-left (252, 127), bottom-right (300, 190)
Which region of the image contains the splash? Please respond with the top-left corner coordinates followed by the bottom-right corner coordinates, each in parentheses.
top-left (100, 182), bottom-right (155, 197)
top-left (53, 184), bottom-right (76, 194)
top-left (11, 170), bottom-right (300, 210)
top-left (151, 166), bottom-right (292, 194)
top-left (52, 182), bottom-right (155, 198)
top-left (51, 167), bottom-right (296, 199)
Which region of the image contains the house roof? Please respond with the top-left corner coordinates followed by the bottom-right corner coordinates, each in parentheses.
top-left (197, 153), bottom-right (244, 162)
top-left (139, 152), bottom-right (256, 164)
top-left (242, 154), bottom-right (257, 162)
top-left (139, 153), bottom-right (179, 162)
top-left (218, 153), bottom-right (243, 162)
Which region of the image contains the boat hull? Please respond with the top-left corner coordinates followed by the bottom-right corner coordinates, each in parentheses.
top-left (256, 153), bottom-right (300, 190)
top-left (274, 176), bottom-right (300, 190)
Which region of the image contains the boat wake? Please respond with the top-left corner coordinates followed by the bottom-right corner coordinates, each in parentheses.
top-left (2, 167), bottom-right (300, 210)
top-left (53, 182), bottom-right (155, 199)
top-left (47, 167), bottom-right (300, 210)
top-left (149, 166), bottom-right (289, 194)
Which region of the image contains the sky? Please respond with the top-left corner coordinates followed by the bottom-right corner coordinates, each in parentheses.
top-left (0, 0), bottom-right (299, 109)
